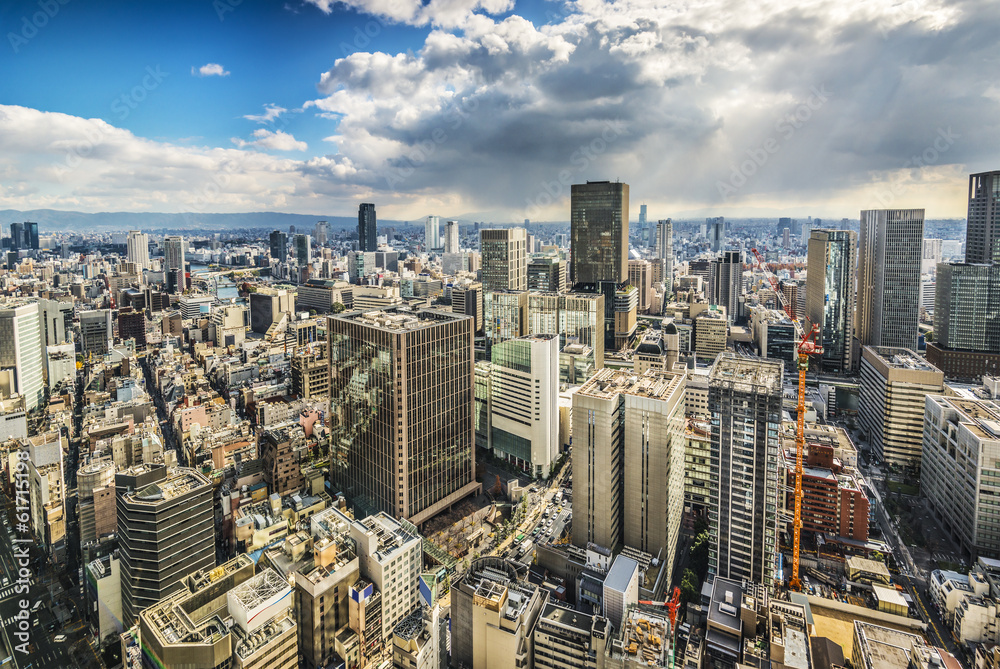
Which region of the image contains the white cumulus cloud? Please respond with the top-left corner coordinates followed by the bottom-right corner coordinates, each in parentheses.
top-left (193, 63), bottom-right (230, 77)
top-left (233, 129), bottom-right (308, 152)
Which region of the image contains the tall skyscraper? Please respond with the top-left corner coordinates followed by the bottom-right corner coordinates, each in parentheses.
top-left (163, 235), bottom-right (186, 294)
top-left (709, 250), bottom-right (743, 323)
top-left (570, 181), bottom-right (628, 286)
top-left (314, 219), bottom-right (330, 246)
top-left (637, 203), bottom-right (647, 247)
top-left (480, 228), bottom-right (527, 292)
top-left (9, 222), bottom-right (23, 251)
top-left (443, 220), bottom-right (460, 254)
top-left (806, 229), bottom-right (857, 374)
top-left (269, 229), bottom-right (287, 261)
top-left (655, 219), bottom-right (673, 294)
top-left (927, 262), bottom-right (1000, 378)
top-left (126, 230), bottom-right (150, 270)
top-left (327, 308), bottom-right (480, 524)
top-left (709, 353), bottom-right (783, 585)
top-left (708, 216), bottom-right (725, 253)
top-left (116, 465), bottom-right (215, 625)
top-left (572, 367), bottom-right (686, 569)
top-left (295, 234), bottom-right (312, 276)
top-left (425, 215), bottom-right (440, 250)
top-left (0, 302), bottom-right (44, 410)
top-left (358, 204), bottom-right (377, 252)
top-left (856, 209), bottom-right (924, 351)
top-left (966, 171), bottom-right (1000, 264)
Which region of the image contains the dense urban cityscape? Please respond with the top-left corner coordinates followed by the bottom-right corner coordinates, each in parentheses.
top-left (0, 169), bottom-right (995, 669)
top-left (3, 0), bottom-right (1000, 667)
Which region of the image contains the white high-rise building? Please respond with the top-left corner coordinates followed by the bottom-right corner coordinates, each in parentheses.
top-left (0, 301), bottom-right (44, 410)
top-left (126, 230), bottom-right (150, 270)
top-left (484, 335), bottom-right (559, 479)
top-left (163, 235), bottom-right (185, 272)
top-left (444, 220), bottom-right (460, 254)
top-left (656, 219), bottom-right (673, 295)
top-left (425, 216), bottom-right (441, 250)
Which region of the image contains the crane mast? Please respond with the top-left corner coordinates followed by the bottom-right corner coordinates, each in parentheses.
top-left (750, 247), bottom-right (822, 591)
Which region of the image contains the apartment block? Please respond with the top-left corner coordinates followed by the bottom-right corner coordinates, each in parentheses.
top-left (485, 290), bottom-right (529, 344)
top-left (709, 354), bottom-right (783, 585)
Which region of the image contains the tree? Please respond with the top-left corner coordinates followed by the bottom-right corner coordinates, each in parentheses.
top-left (680, 568), bottom-right (700, 604)
top-left (690, 530), bottom-right (710, 582)
top-left (331, 302), bottom-right (347, 314)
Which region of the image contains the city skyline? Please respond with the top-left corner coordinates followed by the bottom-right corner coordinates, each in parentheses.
top-left (1, 0), bottom-right (998, 221)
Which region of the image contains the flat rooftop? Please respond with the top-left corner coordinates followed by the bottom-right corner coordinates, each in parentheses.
top-left (709, 353), bottom-right (783, 394)
top-left (854, 621), bottom-right (923, 669)
top-left (128, 468), bottom-right (209, 504)
top-left (868, 346), bottom-right (941, 373)
top-left (334, 307), bottom-right (467, 332)
top-left (578, 367), bottom-right (685, 401)
top-left (540, 602), bottom-right (593, 635)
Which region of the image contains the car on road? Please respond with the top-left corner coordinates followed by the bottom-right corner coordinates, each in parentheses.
top-left (54, 635), bottom-right (67, 643)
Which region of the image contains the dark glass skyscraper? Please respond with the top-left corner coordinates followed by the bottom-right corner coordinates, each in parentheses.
top-left (358, 202), bottom-right (377, 252)
top-left (966, 171), bottom-right (1000, 264)
top-left (806, 229), bottom-right (857, 374)
top-left (327, 308), bottom-right (480, 524)
top-left (570, 181), bottom-right (628, 287)
top-left (856, 209), bottom-right (924, 351)
top-left (269, 229), bottom-right (287, 261)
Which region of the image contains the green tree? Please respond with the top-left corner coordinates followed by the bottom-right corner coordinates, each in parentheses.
top-left (331, 302), bottom-right (347, 314)
top-left (690, 530), bottom-right (710, 582)
top-left (680, 568), bottom-right (700, 604)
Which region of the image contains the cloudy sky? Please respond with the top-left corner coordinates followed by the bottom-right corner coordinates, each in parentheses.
top-left (1, 0), bottom-right (997, 222)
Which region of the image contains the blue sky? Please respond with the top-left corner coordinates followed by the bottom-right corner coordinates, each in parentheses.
top-left (1, 0), bottom-right (432, 151)
top-left (1, 0), bottom-right (998, 221)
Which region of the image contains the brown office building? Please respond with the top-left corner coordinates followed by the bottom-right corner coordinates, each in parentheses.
top-left (327, 308), bottom-right (480, 525)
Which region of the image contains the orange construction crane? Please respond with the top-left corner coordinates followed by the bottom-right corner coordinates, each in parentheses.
top-left (640, 586), bottom-right (681, 669)
top-left (750, 247), bottom-right (822, 592)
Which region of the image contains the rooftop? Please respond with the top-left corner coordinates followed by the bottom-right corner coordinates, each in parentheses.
top-left (127, 469), bottom-right (209, 505)
top-left (334, 306), bottom-right (468, 331)
top-left (619, 608), bottom-right (669, 665)
top-left (578, 367), bottom-right (685, 401)
top-left (709, 353), bottom-right (783, 394)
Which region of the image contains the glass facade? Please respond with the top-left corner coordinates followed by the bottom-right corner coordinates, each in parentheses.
top-left (807, 229), bottom-right (857, 374)
top-left (857, 209), bottom-right (924, 351)
top-left (935, 262), bottom-right (1000, 352)
top-left (328, 310), bottom-right (475, 520)
top-left (570, 181), bottom-right (629, 286)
